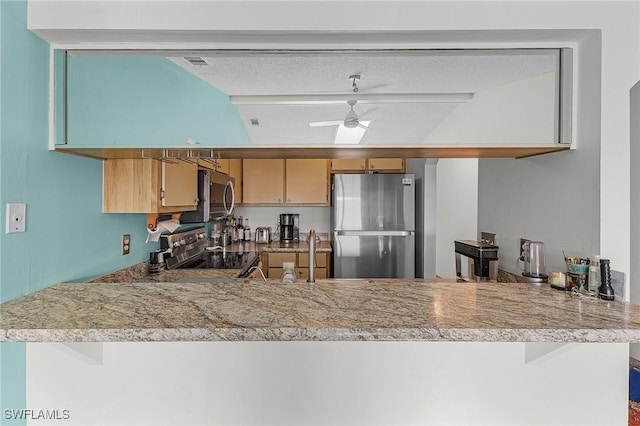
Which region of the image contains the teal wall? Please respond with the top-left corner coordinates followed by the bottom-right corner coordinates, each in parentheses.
top-left (0, 1), bottom-right (161, 423)
top-left (66, 56), bottom-right (250, 147)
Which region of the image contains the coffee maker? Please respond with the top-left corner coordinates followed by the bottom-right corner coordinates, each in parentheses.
top-left (279, 213), bottom-right (300, 244)
top-left (454, 240), bottom-right (499, 282)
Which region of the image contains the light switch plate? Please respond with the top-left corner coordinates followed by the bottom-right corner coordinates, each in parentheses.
top-left (6, 203), bottom-right (26, 233)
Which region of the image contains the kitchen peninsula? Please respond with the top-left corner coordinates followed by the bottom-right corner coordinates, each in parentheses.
top-left (2, 275), bottom-right (635, 425)
top-left (2, 276), bottom-right (640, 342)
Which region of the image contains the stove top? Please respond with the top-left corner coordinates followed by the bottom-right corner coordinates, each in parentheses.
top-left (156, 226), bottom-right (257, 271)
top-left (160, 226), bottom-right (208, 269)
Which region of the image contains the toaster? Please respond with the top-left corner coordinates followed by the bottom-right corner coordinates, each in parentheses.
top-left (255, 227), bottom-right (271, 244)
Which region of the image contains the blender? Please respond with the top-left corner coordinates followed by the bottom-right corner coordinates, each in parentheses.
top-left (518, 240), bottom-right (548, 282)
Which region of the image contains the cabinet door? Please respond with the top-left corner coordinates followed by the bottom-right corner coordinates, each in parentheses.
top-left (161, 161), bottom-right (198, 207)
top-left (198, 159), bottom-right (230, 174)
top-left (296, 267), bottom-right (328, 280)
top-left (228, 159), bottom-right (242, 205)
top-left (367, 158), bottom-right (405, 171)
top-left (285, 159), bottom-right (329, 205)
top-left (331, 159), bottom-right (366, 171)
top-left (103, 159), bottom-right (160, 213)
top-left (298, 252), bottom-right (328, 268)
top-left (242, 159), bottom-right (285, 204)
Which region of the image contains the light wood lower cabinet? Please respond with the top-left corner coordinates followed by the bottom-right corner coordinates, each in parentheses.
top-left (263, 251), bottom-right (330, 280)
top-left (103, 159), bottom-right (198, 213)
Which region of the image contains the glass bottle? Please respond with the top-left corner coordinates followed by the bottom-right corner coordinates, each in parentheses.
top-left (236, 216), bottom-right (244, 242)
top-left (243, 218), bottom-right (251, 242)
top-left (588, 255), bottom-right (600, 293)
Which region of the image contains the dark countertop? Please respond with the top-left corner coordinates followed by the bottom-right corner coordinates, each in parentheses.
top-left (209, 240), bottom-right (332, 253)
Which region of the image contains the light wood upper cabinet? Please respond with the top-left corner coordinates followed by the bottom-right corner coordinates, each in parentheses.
top-left (331, 158), bottom-right (405, 173)
top-left (242, 159), bottom-right (285, 204)
top-left (197, 158), bottom-right (230, 174)
top-left (330, 159), bottom-right (366, 171)
top-left (103, 159), bottom-right (198, 213)
top-left (161, 161), bottom-right (198, 207)
top-left (241, 159), bottom-right (329, 206)
top-left (367, 158), bottom-right (405, 172)
top-left (228, 159), bottom-right (243, 206)
top-left (285, 159), bottom-right (329, 205)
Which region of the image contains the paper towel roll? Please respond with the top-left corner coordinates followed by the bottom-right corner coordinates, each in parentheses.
top-left (145, 219), bottom-right (181, 243)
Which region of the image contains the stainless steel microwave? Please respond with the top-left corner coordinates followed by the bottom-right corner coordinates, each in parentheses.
top-left (180, 169), bottom-right (235, 223)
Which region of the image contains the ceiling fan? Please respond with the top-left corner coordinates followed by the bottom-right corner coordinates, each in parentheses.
top-left (309, 100), bottom-right (380, 130)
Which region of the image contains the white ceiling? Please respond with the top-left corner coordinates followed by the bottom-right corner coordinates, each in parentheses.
top-left (169, 50), bottom-right (558, 145)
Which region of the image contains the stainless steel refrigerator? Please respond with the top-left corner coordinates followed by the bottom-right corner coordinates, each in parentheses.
top-left (331, 173), bottom-right (415, 278)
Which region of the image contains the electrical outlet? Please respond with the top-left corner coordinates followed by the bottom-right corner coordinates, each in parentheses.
top-left (519, 238), bottom-right (530, 258)
top-left (5, 203), bottom-right (26, 234)
top-left (122, 234), bottom-right (131, 255)
top-left (480, 232), bottom-right (496, 245)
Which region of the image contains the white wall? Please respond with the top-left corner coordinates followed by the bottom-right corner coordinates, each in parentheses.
top-left (406, 159), bottom-right (437, 278)
top-left (478, 32), bottom-right (601, 275)
top-left (630, 81), bottom-right (640, 360)
top-left (28, 342), bottom-right (628, 426)
top-left (435, 159), bottom-right (478, 278)
top-left (424, 72), bottom-right (556, 144)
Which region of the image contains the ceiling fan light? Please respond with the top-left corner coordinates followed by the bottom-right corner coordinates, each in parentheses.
top-left (334, 121), bottom-right (370, 145)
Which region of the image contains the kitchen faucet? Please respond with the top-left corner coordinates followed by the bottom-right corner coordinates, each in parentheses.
top-left (308, 229), bottom-right (316, 283)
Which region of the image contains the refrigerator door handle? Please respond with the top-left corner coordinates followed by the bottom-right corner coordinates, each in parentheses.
top-left (336, 230), bottom-right (415, 237)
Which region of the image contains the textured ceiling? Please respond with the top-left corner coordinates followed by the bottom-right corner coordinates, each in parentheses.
top-left (169, 50), bottom-right (557, 145)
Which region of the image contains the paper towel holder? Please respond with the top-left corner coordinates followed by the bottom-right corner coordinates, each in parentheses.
top-left (147, 213), bottom-right (181, 231)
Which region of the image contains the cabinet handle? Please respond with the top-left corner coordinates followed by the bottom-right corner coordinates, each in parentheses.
top-left (369, 164), bottom-right (374, 169)
top-left (278, 198), bottom-right (282, 202)
top-left (287, 198), bottom-right (291, 203)
top-left (360, 165), bottom-right (365, 169)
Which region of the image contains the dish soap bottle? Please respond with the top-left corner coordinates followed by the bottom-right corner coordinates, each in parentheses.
top-left (588, 255), bottom-right (600, 294)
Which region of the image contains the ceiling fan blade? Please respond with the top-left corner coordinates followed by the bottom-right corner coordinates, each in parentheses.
top-left (358, 123), bottom-right (371, 130)
top-left (309, 120), bottom-right (342, 127)
top-left (358, 107), bottom-right (381, 118)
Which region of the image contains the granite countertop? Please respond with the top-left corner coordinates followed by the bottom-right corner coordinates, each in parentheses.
top-left (3, 277), bottom-right (640, 343)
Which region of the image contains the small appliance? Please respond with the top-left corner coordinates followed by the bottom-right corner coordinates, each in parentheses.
top-left (454, 240), bottom-right (499, 282)
top-left (518, 240), bottom-right (548, 282)
top-left (180, 169), bottom-right (235, 223)
top-left (255, 227), bottom-right (271, 244)
top-left (279, 214), bottom-right (299, 244)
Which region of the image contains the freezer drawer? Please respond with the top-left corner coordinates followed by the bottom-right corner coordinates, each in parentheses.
top-left (332, 231), bottom-right (415, 279)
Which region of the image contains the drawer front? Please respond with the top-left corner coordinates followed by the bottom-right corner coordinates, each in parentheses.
top-left (267, 252), bottom-right (296, 267)
top-left (268, 267), bottom-right (283, 279)
top-left (296, 267), bottom-right (327, 280)
top-left (298, 252), bottom-right (327, 268)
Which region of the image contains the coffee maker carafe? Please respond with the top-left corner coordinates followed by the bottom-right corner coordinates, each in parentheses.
top-left (279, 213), bottom-right (299, 244)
